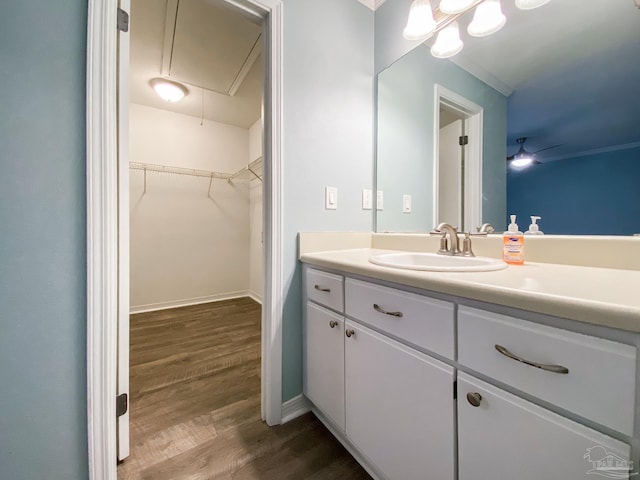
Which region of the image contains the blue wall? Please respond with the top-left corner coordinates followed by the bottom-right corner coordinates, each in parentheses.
top-left (507, 146), bottom-right (640, 235)
top-left (0, 1), bottom-right (89, 479)
top-left (376, 44), bottom-right (507, 232)
top-left (282, 0), bottom-right (374, 400)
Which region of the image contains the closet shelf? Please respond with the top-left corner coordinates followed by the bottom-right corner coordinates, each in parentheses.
top-left (130, 162), bottom-right (232, 180)
top-left (229, 157), bottom-right (263, 182)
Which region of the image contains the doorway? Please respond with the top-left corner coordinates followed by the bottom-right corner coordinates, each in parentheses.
top-left (118, 0), bottom-right (266, 470)
top-left (86, 0), bottom-right (284, 478)
top-left (434, 84), bottom-right (483, 232)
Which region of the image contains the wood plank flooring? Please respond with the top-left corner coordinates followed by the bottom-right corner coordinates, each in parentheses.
top-left (118, 298), bottom-right (372, 480)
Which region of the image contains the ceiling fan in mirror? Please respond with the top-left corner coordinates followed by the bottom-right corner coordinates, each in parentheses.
top-left (507, 137), bottom-right (561, 170)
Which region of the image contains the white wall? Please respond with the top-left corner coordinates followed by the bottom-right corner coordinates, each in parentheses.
top-left (248, 119), bottom-right (263, 302)
top-left (129, 103), bottom-right (251, 311)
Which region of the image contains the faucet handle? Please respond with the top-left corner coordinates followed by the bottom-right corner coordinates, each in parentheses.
top-left (461, 232), bottom-right (475, 257)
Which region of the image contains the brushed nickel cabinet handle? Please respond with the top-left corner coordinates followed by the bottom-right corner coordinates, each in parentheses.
top-left (466, 392), bottom-right (482, 407)
top-left (314, 285), bottom-right (331, 292)
top-left (495, 344), bottom-right (569, 374)
top-left (345, 329), bottom-right (355, 338)
top-left (373, 304), bottom-right (403, 317)
top-left (329, 320), bottom-right (338, 328)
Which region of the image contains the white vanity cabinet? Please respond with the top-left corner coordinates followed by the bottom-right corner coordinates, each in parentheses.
top-left (304, 302), bottom-right (345, 431)
top-left (302, 265), bottom-right (638, 480)
top-left (345, 320), bottom-right (454, 480)
top-left (458, 373), bottom-right (631, 480)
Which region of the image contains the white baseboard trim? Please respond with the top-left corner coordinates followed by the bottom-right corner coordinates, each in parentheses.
top-left (281, 394), bottom-right (311, 424)
top-left (130, 290), bottom-right (252, 314)
top-left (248, 291), bottom-right (263, 305)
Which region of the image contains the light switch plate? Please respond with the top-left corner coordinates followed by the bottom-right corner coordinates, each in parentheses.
top-left (377, 190), bottom-right (384, 211)
top-left (362, 189), bottom-right (372, 210)
top-left (325, 187), bottom-right (338, 210)
top-left (403, 194), bottom-right (412, 213)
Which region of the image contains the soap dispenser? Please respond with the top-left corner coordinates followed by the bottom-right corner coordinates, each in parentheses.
top-left (503, 215), bottom-right (525, 265)
top-left (525, 216), bottom-right (544, 235)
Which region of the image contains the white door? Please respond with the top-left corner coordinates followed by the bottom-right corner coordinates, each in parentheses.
top-left (345, 320), bottom-right (455, 480)
top-left (116, 0), bottom-right (131, 461)
top-left (458, 372), bottom-right (631, 480)
top-left (303, 302), bottom-right (345, 431)
top-left (438, 119), bottom-right (463, 228)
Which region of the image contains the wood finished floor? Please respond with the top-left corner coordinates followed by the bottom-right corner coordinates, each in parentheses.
top-left (118, 298), bottom-right (372, 480)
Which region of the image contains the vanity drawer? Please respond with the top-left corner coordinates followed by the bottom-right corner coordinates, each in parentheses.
top-left (458, 306), bottom-right (637, 435)
top-left (305, 268), bottom-right (344, 313)
top-left (345, 278), bottom-right (454, 359)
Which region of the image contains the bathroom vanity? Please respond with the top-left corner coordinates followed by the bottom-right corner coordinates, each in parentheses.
top-left (300, 236), bottom-right (640, 480)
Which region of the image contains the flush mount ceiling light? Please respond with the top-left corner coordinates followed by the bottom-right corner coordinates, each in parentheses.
top-left (403, 0), bottom-right (437, 40)
top-left (404, 0), bottom-right (552, 59)
top-left (431, 21), bottom-right (464, 58)
top-left (150, 78), bottom-right (188, 102)
top-left (468, 0), bottom-right (506, 37)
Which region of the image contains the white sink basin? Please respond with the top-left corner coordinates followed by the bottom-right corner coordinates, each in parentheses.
top-left (369, 252), bottom-right (508, 272)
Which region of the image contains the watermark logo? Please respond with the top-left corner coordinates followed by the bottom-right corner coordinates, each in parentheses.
top-left (584, 445), bottom-right (636, 478)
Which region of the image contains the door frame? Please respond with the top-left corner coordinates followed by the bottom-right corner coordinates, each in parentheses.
top-left (433, 84), bottom-right (483, 231)
top-left (86, 0), bottom-right (284, 478)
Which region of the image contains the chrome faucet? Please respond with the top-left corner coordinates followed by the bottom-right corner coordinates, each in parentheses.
top-left (435, 223), bottom-right (461, 256)
top-left (477, 223), bottom-right (495, 234)
top-left (432, 223), bottom-right (476, 257)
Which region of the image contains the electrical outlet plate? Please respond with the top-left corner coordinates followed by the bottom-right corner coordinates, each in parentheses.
top-left (325, 187), bottom-right (338, 210)
top-left (377, 190), bottom-right (384, 211)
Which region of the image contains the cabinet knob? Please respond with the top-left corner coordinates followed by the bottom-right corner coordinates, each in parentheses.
top-left (329, 320), bottom-right (338, 328)
top-left (466, 392), bottom-right (482, 407)
top-left (345, 329), bottom-right (355, 338)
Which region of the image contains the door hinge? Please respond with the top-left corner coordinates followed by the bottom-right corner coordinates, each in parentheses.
top-left (116, 393), bottom-right (128, 417)
top-left (117, 8), bottom-right (129, 32)
top-left (453, 380), bottom-right (457, 400)
top-left (459, 135), bottom-right (469, 146)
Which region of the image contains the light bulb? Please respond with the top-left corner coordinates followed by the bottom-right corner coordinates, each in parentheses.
top-left (431, 22), bottom-right (464, 58)
top-left (468, 0), bottom-right (506, 37)
top-left (150, 78), bottom-right (188, 102)
top-left (515, 0), bottom-right (552, 10)
top-left (511, 157), bottom-right (534, 168)
top-left (439, 0), bottom-right (475, 14)
top-left (403, 0), bottom-right (436, 41)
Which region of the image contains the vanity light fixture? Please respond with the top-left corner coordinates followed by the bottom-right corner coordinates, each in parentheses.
top-left (467, 0), bottom-right (506, 37)
top-left (403, 0), bottom-right (437, 40)
top-left (404, 0), bottom-right (552, 59)
top-left (150, 78), bottom-right (188, 102)
top-left (431, 21), bottom-right (464, 58)
top-left (439, 0), bottom-right (475, 14)
top-left (515, 0), bottom-right (551, 10)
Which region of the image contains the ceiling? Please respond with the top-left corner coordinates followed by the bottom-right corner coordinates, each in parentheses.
top-left (444, 0), bottom-right (640, 161)
top-left (129, 0), bottom-right (263, 129)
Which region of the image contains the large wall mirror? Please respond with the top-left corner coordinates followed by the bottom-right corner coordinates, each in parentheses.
top-left (376, 0), bottom-right (640, 235)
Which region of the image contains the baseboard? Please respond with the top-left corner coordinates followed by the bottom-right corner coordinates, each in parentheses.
top-left (247, 291), bottom-right (263, 305)
top-left (130, 290), bottom-right (251, 314)
top-left (281, 394), bottom-right (311, 424)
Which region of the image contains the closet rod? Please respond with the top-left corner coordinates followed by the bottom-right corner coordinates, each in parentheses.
top-left (130, 162), bottom-right (232, 180)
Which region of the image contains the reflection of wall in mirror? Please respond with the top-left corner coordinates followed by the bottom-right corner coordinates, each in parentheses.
top-left (376, 44), bottom-right (507, 233)
top-left (508, 146), bottom-right (640, 235)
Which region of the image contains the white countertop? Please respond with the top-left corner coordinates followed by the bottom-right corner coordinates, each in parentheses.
top-left (300, 248), bottom-right (640, 333)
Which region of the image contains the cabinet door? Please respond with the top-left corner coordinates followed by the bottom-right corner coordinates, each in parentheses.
top-left (345, 320), bottom-right (455, 480)
top-left (458, 372), bottom-right (631, 480)
top-left (304, 302), bottom-right (345, 431)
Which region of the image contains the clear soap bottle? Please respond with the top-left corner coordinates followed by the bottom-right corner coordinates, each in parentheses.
top-left (503, 215), bottom-right (524, 265)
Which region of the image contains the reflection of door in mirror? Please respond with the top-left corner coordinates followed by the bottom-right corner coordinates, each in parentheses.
top-left (435, 85), bottom-right (483, 233)
top-left (438, 115), bottom-right (463, 229)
